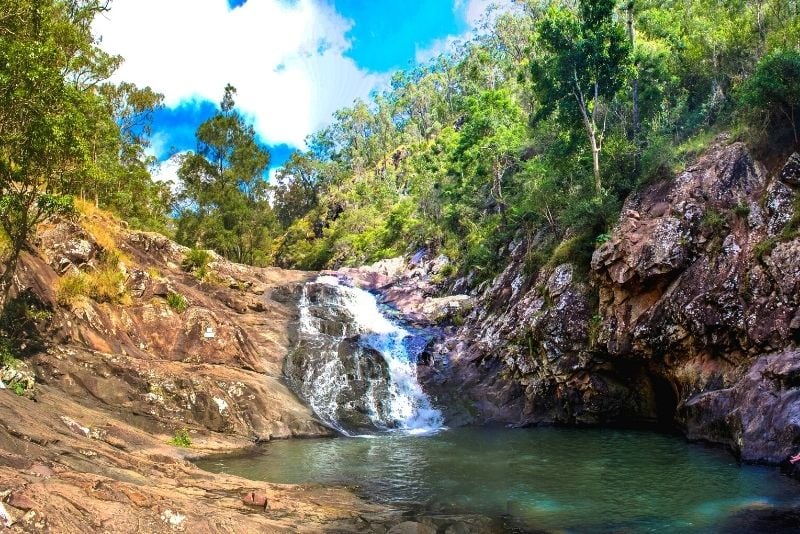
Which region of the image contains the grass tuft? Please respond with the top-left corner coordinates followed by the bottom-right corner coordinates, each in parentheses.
top-left (166, 292), bottom-right (188, 313)
top-left (168, 428), bottom-right (192, 448)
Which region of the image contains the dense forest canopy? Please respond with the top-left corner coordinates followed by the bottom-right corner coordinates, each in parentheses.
top-left (2, 0), bottom-right (800, 307)
top-left (264, 0), bottom-right (800, 279)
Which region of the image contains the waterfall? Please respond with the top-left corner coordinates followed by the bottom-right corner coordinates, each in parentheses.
top-left (285, 275), bottom-right (443, 435)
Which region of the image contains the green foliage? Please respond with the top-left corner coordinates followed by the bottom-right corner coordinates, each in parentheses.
top-left (0, 290), bottom-right (51, 356)
top-left (166, 292), bottom-right (188, 313)
top-left (91, 267), bottom-right (128, 304)
top-left (700, 209), bottom-right (727, 233)
top-left (56, 262), bottom-right (128, 306)
top-left (738, 50), bottom-right (800, 144)
top-left (0, 0), bottom-right (167, 318)
top-left (0, 338), bottom-right (18, 369)
top-left (548, 233), bottom-right (596, 272)
top-left (753, 237), bottom-right (778, 261)
top-left (639, 135), bottom-right (678, 186)
top-left (533, 0), bottom-right (633, 193)
top-left (0, 0), bottom-right (787, 298)
top-left (182, 248), bottom-right (213, 278)
top-left (175, 86), bottom-right (277, 266)
top-left (1, 336), bottom-right (31, 397)
top-left (733, 202), bottom-right (751, 218)
top-left (56, 272), bottom-right (90, 306)
top-left (169, 428), bottom-right (192, 448)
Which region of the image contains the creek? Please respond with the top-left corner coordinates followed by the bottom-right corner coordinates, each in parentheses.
top-left (197, 426), bottom-right (800, 532)
top-left (200, 276), bottom-right (800, 531)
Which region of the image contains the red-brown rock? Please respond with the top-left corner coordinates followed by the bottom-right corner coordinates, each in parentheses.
top-left (242, 491), bottom-right (268, 508)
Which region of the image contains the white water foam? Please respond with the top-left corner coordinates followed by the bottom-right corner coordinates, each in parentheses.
top-left (296, 275), bottom-right (443, 435)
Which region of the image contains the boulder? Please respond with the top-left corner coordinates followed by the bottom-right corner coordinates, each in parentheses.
top-left (242, 492), bottom-right (268, 509)
top-left (681, 349), bottom-right (800, 462)
top-left (779, 152), bottom-right (800, 186)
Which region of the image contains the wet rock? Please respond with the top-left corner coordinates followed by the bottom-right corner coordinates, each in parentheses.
top-left (589, 143), bottom-right (800, 459)
top-left (681, 349), bottom-right (800, 462)
top-left (420, 295), bottom-right (474, 323)
top-left (419, 228), bottom-right (636, 427)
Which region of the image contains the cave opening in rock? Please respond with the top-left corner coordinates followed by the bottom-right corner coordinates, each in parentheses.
top-left (651, 374), bottom-right (679, 429)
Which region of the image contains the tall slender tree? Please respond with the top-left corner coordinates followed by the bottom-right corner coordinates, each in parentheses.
top-left (176, 85), bottom-right (275, 265)
top-left (533, 0), bottom-right (632, 194)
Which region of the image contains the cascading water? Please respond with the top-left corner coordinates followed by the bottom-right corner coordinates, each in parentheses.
top-left (284, 275), bottom-right (443, 435)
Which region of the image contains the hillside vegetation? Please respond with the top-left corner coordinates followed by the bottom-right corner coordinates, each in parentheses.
top-left (2, 0), bottom-right (800, 315)
top-left (265, 0), bottom-right (800, 281)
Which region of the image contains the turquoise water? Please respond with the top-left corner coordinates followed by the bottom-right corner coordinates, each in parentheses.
top-left (196, 427), bottom-right (800, 532)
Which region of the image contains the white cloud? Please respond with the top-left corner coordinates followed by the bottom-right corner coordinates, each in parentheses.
top-left (460, 0), bottom-right (501, 27)
top-left (150, 152), bottom-right (187, 192)
top-left (415, 34), bottom-right (465, 64)
top-left (145, 131), bottom-right (170, 160)
top-left (93, 0), bottom-right (386, 148)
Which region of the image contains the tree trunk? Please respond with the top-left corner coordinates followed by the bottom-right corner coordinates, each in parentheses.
top-left (627, 3), bottom-right (640, 141)
top-left (591, 138), bottom-right (601, 196)
top-left (0, 244), bottom-right (22, 313)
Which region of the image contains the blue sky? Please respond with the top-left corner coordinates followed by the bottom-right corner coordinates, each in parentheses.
top-left (94, 0), bottom-right (500, 179)
top-left (333, 0), bottom-right (469, 71)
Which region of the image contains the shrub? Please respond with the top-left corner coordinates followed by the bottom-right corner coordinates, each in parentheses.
top-left (169, 428), bottom-right (192, 448)
top-left (182, 249), bottom-right (212, 278)
top-left (90, 266), bottom-right (127, 304)
top-left (700, 209), bottom-right (727, 234)
top-left (0, 226), bottom-right (9, 257)
top-left (0, 292), bottom-right (51, 356)
top-left (639, 134), bottom-right (678, 186)
top-left (57, 266), bottom-right (128, 306)
top-left (738, 50), bottom-right (800, 144)
top-left (733, 202), bottom-right (751, 218)
top-left (166, 292), bottom-right (188, 313)
top-left (547, 233), bottom-right (595, 271)
top-left (0, 338), bottom-right (18, 369)
top-left (753, 237), bottom-right (778, 261)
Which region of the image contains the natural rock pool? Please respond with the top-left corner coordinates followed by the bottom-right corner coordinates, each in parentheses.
top-left (197, 426), bottom-right (800, 532)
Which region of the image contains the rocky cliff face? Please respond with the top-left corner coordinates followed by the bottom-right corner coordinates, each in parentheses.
top-left (593, 138), bottom-right (800, 462)
top-left (412, 136), bottom-right (800, 465)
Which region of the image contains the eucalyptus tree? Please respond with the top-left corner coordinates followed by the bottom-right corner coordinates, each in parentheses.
top-left (176, 85), bottom-right (275, 265)
top-left (533, 0), bottom-right (632, 194)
